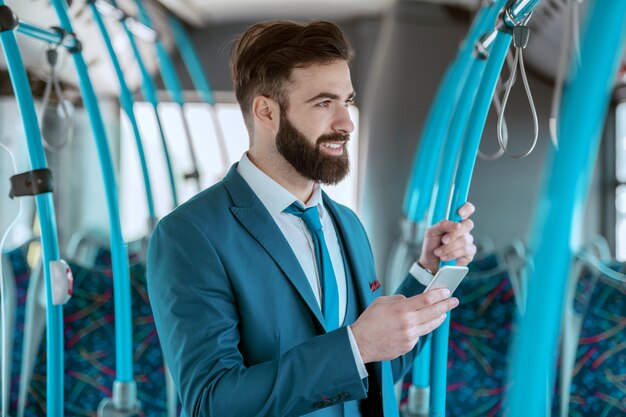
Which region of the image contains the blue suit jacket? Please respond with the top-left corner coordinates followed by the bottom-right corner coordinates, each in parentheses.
top-left (147, 165), bottom-right (425, 416)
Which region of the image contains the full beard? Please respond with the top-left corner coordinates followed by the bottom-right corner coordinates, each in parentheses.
top-left (275, 111), bottom-right (350, 185)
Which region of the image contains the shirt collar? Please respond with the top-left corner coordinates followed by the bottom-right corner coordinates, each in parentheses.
top-left (237, 152), bottom-right (325, 218)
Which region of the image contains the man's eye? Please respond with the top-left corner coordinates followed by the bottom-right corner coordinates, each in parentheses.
top-left (345, 99), bottom-right (355, 107)
top-left (317, 100), bottom-right (331, 108)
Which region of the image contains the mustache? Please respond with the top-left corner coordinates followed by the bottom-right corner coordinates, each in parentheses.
top-left (316, 133), bottom-right (350, 145)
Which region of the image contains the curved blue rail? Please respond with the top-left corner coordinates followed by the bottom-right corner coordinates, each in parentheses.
top-left (433, 29), bottom-right (512, 417)
top-left (427, 50), bottom-right (490, 417)
top-left (507, 1), bottom-right (626, 415)
top-left (168, 15), bottom-right (214, 105)
top-left (134, 0), bottom-right (184, 106)
top-left (168, 14), bottom-right (230, 170)
top-left (89, 2), bottom-right (156, 227)
top-left (407, 0), bottom-right (509, 404)
top-left (425, 1), bottom-right (542, 413)
top-left (0, 4), bottom-right (64, 415)
top-left (110, 0), bottom-right (179, 208)
top-left (133, 0), bottom-right (202, 191)
top-left (448, 32), bottom-right (512, 226)
top-left (50, 0), bottom-right (135, 392)
top-left (403, 0), bottom-right (506, 224)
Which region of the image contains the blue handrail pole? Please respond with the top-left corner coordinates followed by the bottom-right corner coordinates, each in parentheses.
top-left (168, 14), bottom-right (231, 170)
top-left (133, 0), bottom-right (202, 191)
top-left (48, 0), bottom-right (137, 411)
top-left (406, 0), bottom-right (509, 403)
top-left (404, 0), bottom-right (506, 226)
top-left (448, 31), bottom-right (512, 227)
top-left (95, 0), bottom-right (157, 42)
top-left (15, 20), bottom-right (80, 50)
top-left (429, 59), bottom-right (488, 225)
top-left (167, 15), bottom-right (214, 105)
top-left (109, 0), bottom-right (179, 209)
top-left (427, 2), bottom-right (540, 414)
top-left (427, 50), bottom-right (490, 417)
top-left (0, 5), bottom-right (64, 416)
top-left (88, 1), bottom-right (157, 229)
top-left (507, 1), bottom-right (626, 415)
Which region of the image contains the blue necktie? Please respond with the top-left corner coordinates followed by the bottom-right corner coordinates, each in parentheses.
top-left (285, 203), bottom-right (398, 416)
top-left (382, 361), bottom-right (399, 417)
top-left (284, 202), bottom-right (339, 330)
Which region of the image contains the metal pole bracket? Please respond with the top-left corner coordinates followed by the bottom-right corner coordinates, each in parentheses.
top-left (9, 168), bottom-right (54, 199)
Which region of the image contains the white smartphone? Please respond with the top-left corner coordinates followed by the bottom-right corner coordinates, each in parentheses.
top-left (423, 265), bottom-right (469, 295)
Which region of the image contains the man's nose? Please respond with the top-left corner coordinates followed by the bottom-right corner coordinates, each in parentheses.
top-left (332, 106), bottom-right (355, 135)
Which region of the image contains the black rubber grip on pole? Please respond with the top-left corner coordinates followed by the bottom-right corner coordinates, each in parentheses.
top-left (0, 5), bottom-right (18, 33)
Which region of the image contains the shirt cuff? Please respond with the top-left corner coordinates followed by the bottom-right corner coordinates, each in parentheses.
top-left (409, 261), bottom-right (435, 287)
top-left (347, 326), bottom-right (368, 379)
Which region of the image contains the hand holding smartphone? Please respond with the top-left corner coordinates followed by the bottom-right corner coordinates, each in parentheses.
top-left (423, 265), bottom-right (469, 294)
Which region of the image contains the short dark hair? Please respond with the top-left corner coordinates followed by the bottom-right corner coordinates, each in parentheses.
top-left (230, 20), bottom-right (354, 134)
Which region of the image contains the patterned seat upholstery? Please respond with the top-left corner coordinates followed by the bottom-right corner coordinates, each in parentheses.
top-left (400, 254), bottom-right (520, 417)
top-left (24, 261), bottom-right (169, 417)
top-left (445, 270), bottom-right (518, 416)
top-left (554, 263), bottom-right (626, 417)
top-left (7, 244), bottom-right (31, 415)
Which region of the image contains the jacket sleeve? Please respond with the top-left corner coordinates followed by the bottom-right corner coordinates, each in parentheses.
top-left (147, 214), bottom-right (367, 417)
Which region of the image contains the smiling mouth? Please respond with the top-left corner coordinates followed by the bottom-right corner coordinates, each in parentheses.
top-left (321, 142), bottom-right (344, 150)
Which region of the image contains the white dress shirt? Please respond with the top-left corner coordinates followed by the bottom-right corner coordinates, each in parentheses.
top-left (237, 152), bottom-right (433, 379)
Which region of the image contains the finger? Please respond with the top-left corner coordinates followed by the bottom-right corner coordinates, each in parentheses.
top-left (456, 255), bottom-right (474, 267)
top-left (457, 202), bottom-right (476, 220)
top-left (403, 288), bottom-right (450, 311)
top-left (435, 234), bottom-right (475, 260)
top-left (440, 219), bottom-right (474, 245)
top-left (414, 313), bottom-right (448, 336)
top-left (438, 244), bottom-right (477, 263)
top-left (424, 220), bottom-right (461, 238)
top-left (411, 298), bottom-right (459, 323)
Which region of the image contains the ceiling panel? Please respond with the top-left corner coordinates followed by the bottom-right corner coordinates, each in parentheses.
top-left (1, 0), bottom-right (597, 97)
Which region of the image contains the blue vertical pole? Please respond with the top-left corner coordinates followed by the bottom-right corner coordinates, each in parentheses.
top-left (427, 50), bottom-right (490, 417)
top-left (88, 1), bottom-right (157, 228)
top-left (447, 31), bottom-right (512, 227)
top-left (133, 0), bottom-right (184, 105)
top-left (168, 14), bottom-right (231, 170)
top-left (430, 29), bottom-right (512, 417)
top-left (404, 0), bottom-right (506, 224)
top-left (49, 0), bottom-right (137, 408)
top-left (507, 1), bottom-right (626, 415)
top-left (0, 4), bottom-right (64, 416)
top-left (167, 15), bottom-right (215, 105)
top-left (110, 0), bottom-right (179, 208)
top-left (429, 58), bottom-right (489, 225)
top-left (427, 2), bottom-right (540, 414)
top-left (406, 2), bottom-right (508, 403)
top-left (133, 0), bottom-right (202, 190)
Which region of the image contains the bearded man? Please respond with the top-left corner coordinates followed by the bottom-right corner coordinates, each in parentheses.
top-left (147, 20), bottom-right (476, 417)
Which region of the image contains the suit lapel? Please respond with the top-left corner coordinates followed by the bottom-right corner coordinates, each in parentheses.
top-left (322, 193), bottom-right (377, 311)
top-left (224, 166), bottom-right (326, 328)
top-left (324, 195), bottom-right (385, 389)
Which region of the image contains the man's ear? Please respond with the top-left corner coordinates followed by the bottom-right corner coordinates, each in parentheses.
top-left (252, 96), bottom-right (280, 133)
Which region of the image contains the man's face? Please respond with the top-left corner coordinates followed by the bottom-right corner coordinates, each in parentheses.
top-left (275, 60), bottom-right (355, 185)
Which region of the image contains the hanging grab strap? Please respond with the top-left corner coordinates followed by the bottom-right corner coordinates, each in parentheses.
top-left (497, 12), bottom-right (539, 159)
top-left (477, 73), bottom-right (509, 161)
top-left (550, 0), bottom-right (582, 150)
top-left (40, 46), bottom-right (74, 151)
